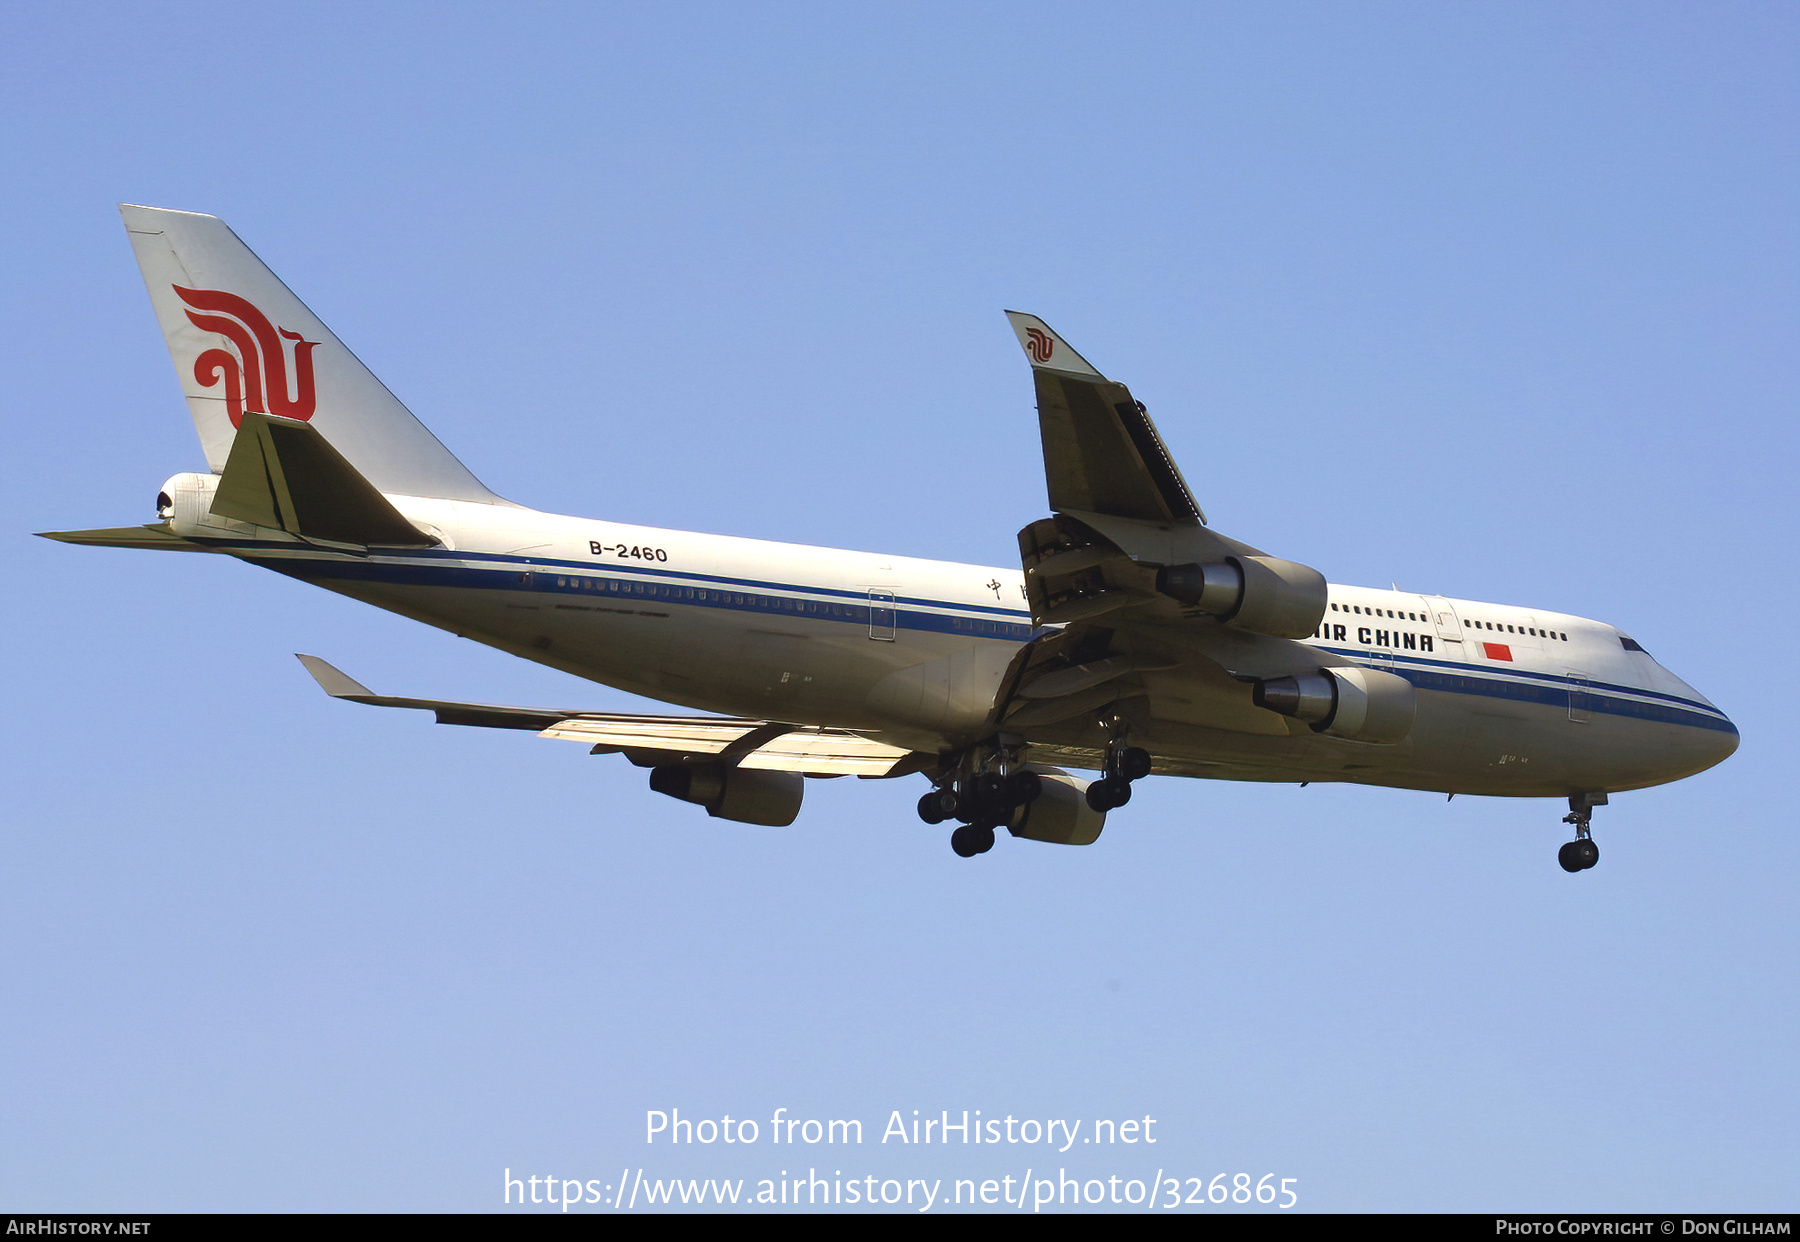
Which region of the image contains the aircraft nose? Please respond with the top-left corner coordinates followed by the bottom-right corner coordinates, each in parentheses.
top-left (1692, 715), bottom-right (1740, 772)
top-left (1651, 663), bottom-right (1738, 777)
top-left (1663, 698), bottom-right (1739, 781)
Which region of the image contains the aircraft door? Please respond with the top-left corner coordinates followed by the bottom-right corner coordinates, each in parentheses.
top-left (868, 590), bottom-right (897, 641)
top-left (1421, 595), bottom-right (1464, 647)
top-left (1566, 671), bottom-right (1593, 723)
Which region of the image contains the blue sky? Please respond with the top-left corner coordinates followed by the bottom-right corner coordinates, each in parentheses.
top-left (1, 1), bottom-right (1794, 1213)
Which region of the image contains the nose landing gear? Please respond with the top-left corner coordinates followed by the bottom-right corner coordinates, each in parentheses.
top-left (1558, 792), bottom-right (1606, 872)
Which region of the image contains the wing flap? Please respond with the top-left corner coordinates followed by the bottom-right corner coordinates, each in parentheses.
top-left (734, 731), bottom-right (916, 776)
top-left (298, 655), bottom-right (922, 776)
top-left (538, 718), bottom-right (757, 753)
top-left (541, 718), bottom-right (914, 776)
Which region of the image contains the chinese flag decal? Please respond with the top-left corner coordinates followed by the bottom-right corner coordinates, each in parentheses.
top-left (1483, 643), bottom-right (1513, 661)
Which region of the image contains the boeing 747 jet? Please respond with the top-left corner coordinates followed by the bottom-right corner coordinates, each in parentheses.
top-left (43, 206), bottom-right (1738, 868)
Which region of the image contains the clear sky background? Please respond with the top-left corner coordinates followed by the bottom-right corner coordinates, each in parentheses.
top-left (1, 1), bottom-right (1794, 1214)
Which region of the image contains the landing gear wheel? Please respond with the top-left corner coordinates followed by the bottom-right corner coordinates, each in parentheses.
top-left (1005, 770), bottom-right (1042, 807)
top-left (1117, 746), bottom-right (1153, 781)
top-left (972, 772), bottom-right (1007, 806)
top-left (1558, 792), bottom-right (1606, 872)
top-left (918, 786), bottom-right (957, 824)
top-left (1086, 777), bottom-right (1131, 812)
top-left (1557, 838), bottom-right (1601, 872)
top-left (950, 824), bottom-right (996, 857)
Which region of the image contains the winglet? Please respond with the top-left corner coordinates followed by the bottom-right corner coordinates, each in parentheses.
top-left (1003, 311), bottom-right (1105, 378)
top-left (296, 653), bottom-right (376, 699)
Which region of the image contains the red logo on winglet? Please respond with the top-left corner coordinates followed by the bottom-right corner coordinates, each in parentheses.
top-left (1024, 327), bottom-right (1055, 364)
top-left (174, 285), bottom-right (319, 428)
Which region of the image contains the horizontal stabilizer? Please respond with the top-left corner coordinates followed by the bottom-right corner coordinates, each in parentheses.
top-left (296, 655), bottom-right (924, 775)
top-left (216, 413), bottom-right (434, 547)
top-left (36, 524), bottom-right (211, 552)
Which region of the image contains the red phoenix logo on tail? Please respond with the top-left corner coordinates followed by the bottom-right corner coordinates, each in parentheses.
top-left (1024, 326), bottom-right (1055, 364)
top-left (173, 285), bottom-right (320, 428)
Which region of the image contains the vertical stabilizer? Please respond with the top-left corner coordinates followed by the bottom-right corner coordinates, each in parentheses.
top-left (119, 204), bottom-right (506, 504)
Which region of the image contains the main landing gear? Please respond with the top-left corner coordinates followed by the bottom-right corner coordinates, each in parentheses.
top-left (1086, 740), bottom-right (1152, 812)
top-left (918, 743), bottom-right (1044, 858)
top-left (1557, 792), bottom-right (1607, 873)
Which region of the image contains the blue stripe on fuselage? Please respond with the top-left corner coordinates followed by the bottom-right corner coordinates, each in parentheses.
top-left (252, 548), bottom-right (1041, 642)
top-left (218, 541), bottom-right (1733, 734)
top-left (1310, 645), bottom-right (1734, 734)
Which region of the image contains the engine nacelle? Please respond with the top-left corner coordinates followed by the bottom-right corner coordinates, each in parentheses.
top-left (649, 764), bottom-right (804, 826)
top-left (1006, 769), bottom-right (1105, 845)
top-left (156, 471), bottom-right (259, 540)
top-left (1254, 666), bottom-right (1415, 744)
top-left (1155, 555), bottom-right (1327, 639)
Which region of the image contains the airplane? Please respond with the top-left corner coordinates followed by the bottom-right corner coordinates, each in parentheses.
top-left (42, 205), bottom-right (1738, 869)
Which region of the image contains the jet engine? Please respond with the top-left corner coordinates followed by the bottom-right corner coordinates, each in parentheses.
top-left (1005, 770), bottom-right (1105, 845)
top-left (1253, 666), bottom-right (1416, 744)
top-left (649, 764), bottom-right (804, 826)
top-left (1154, 555), bottom-right (1328, 639)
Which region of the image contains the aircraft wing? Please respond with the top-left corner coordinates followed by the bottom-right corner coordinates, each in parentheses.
top-left (297, 655), bottom-right (924, 777)
top-left (999, 314), bottom-right (1336, 742)
top-left (1004, 312), bottom-right (1204, 525)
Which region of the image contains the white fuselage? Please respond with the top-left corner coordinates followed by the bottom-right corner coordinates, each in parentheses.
top-left (162, 477), bottom-right (1738, 800)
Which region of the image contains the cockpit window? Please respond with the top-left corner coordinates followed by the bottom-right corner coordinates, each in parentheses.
top-left (1620, 636), bottom-right (1649, 654)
